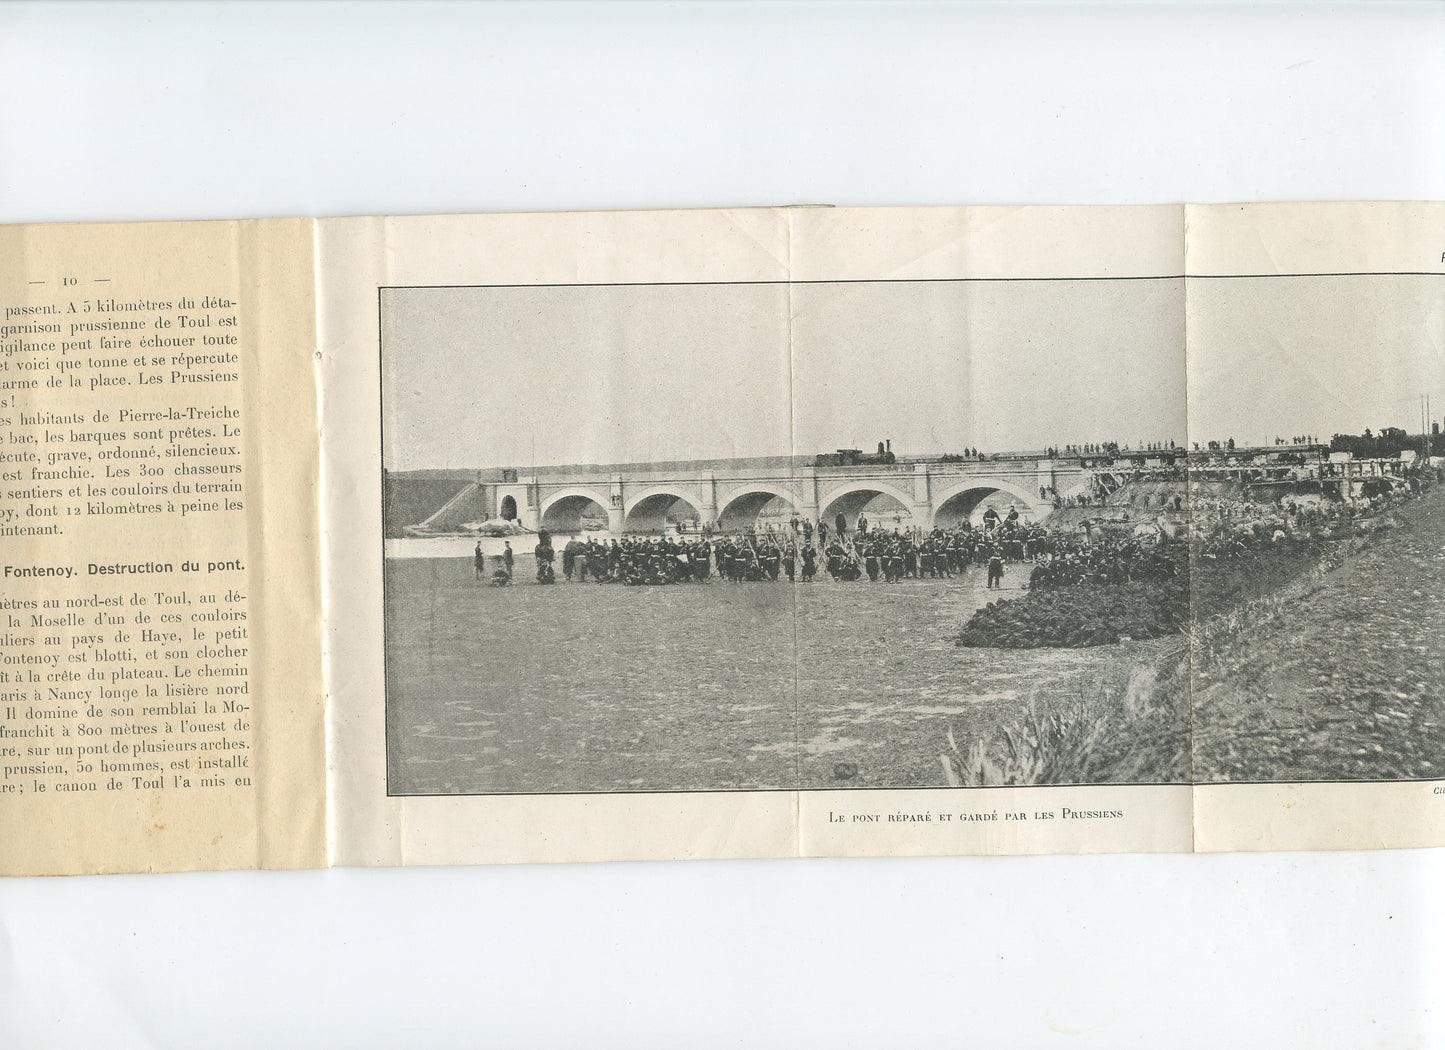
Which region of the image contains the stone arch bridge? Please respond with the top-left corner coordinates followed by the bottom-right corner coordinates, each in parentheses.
top-left (419, 458), bottom-right (1096, 535)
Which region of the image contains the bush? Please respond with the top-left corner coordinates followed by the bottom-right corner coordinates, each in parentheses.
top-left (958, 578), bottom-right (1189, 648)
top-left (940, 656), bottom-right (1190, 785)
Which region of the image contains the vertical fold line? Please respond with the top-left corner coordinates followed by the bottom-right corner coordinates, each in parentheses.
top-left (1182, 202), bottom-right (1198, 853)
top-left (785, 208), bottom-right (801, 855)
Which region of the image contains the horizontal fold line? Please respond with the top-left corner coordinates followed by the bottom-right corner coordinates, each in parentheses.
top-left (377, 272), bottom-right (1444, 290)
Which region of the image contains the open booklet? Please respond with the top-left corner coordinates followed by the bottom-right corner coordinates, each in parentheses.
top-left (1, 204), bottom-right (1441, 875)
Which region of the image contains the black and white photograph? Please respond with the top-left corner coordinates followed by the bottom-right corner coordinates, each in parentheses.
top-left (381, 268), bottom-right (1444, 796)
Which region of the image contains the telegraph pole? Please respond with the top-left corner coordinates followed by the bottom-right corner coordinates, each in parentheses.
top-left (1422, 394), bottom-right (1430, 460)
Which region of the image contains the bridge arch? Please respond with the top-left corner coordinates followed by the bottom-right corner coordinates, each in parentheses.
top-left (717, 486), bottom-right (800, 531)
top-left (819, 480), bottom-right (916, 533)
top-left (931, 478), bottom-right (1042, 529)
top-left (623, 487), bottom-right (704, 534)
top-left (538, 487), bottom-right (612, 533)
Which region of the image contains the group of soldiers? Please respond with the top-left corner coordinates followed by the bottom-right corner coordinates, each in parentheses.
top-left (820, 527), bottom-right (1032, 587)
top-left (1026, 540), bottom-right (1180, 590)
top-left (560, 535), bottom-right (716, 586)
top-left (480, 509), bottom-right (1066, 589)
top-left (475, 515), bottom-right (1263, 591)
top-left (475, 509), bottom-right (1197, 592)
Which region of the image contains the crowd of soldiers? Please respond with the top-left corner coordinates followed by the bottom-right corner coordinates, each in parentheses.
top-left (482, 505), bottom-right (1059, 589)
top-left (477, 514), bottom-right (1227, 591)
top-left (476, 467), bottom-right (1436, 591)
top-left (1026, 541), bottom-right (1180, 589)
top-left (559, 535), bottom-right (717, 586)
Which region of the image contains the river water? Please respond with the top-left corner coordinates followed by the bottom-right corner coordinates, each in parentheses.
top-left (383, 540), bottom-right (1167, 794)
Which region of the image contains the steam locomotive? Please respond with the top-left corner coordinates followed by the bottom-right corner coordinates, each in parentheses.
top-left (815, 441), bottom-right (897, 467)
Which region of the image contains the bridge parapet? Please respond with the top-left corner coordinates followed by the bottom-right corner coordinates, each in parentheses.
top-left (477, 457), bottom-right (1087, 535)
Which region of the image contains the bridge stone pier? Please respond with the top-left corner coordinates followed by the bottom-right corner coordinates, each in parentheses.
top-left (487, 457), bottom-right (1090, 535)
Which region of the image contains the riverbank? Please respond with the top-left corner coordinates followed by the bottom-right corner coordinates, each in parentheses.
top-left (1190, 486), bottom-right (1445, 781)
top-left (948, 485), bottom-right (1443, 785)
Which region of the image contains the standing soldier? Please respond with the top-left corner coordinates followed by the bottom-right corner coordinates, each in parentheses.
top-left (534, 537), bottom-right (556, 584)
top-left (986, 547), bottom-right (1005, 589)
top-left (769, 545), bottom-right (783, 581)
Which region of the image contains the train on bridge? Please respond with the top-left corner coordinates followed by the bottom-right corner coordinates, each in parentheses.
top-left (814, 441), bottom-right (897, 468)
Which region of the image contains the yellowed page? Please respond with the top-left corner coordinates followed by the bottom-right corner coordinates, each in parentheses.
top-left (1186, 201), bottom-right (1445, 852)
top-left (0, 219), bottom-right (325, 875)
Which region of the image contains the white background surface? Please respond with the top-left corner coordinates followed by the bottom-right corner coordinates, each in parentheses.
top-left (2, 2), bottom-right (1444, 1047)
